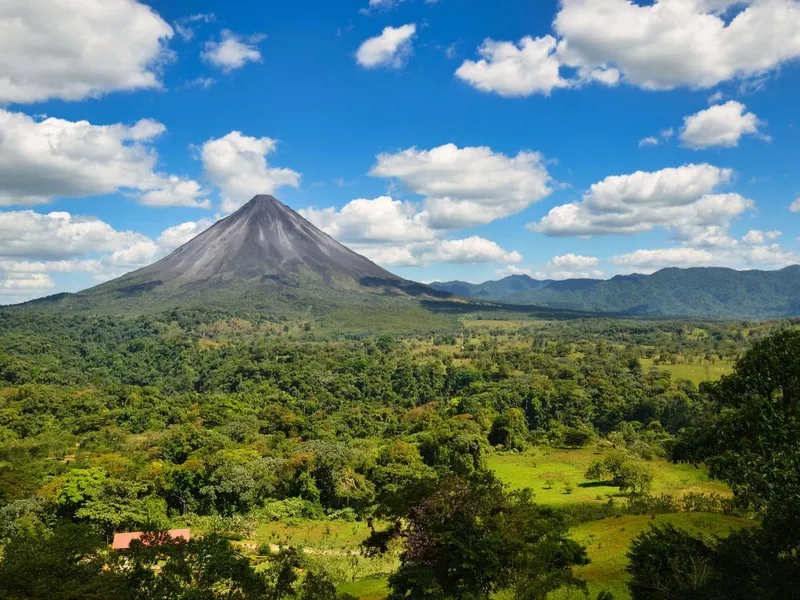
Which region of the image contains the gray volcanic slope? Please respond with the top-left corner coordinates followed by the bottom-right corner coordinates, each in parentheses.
top-left (112, 194), bottom-right (402, 288)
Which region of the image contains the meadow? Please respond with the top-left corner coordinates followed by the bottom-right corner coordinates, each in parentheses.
top-left (639, 357), bottom-right (734, 384)
top-left (488, 447), bottom-right (731, 505)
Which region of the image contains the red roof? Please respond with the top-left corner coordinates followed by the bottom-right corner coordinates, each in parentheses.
top-left (112, 528), bottom-right (191, 550)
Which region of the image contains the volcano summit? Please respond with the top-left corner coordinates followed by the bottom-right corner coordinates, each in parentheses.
top-left (26, 195), bottom-right (450, 318)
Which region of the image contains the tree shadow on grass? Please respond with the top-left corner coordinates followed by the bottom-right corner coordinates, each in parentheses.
top-left (578, 480), bottom-right (616, 488)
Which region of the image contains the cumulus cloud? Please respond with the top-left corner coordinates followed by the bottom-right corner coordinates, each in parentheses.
top-left (356, 24), bottom-right (417, 68)
top-left (638, 137), bottom-right (659, 148)
top-left (458, 0), bottom-right (800, 96)
top-left (0, 211), bottom-right (150, 260)
top-left (550, 253), bottom-right (600, 270)
top-left (301, 196), bottom-right (434, 243)
top-left (0, 212), bottom-right (215, 302)
top-left (792, 197), bottom-right (800, 213)
top-left (544, 253), bottom-right (603, 279)
top-left (156, 219), bottom-right (214, 251)
top-left (681, 101), bottom-right (767, 149)
top-left (554, 0), bottom-right (800, 90)
top-left (427, 237), bottom-right (522, 264)
top-left (202, 30), bottom-right (264, 72)
top-left (529, 164), bottom-right (752, 240)
top-left (0, 0), bottom-right (174, 104)
top-left (201, 131), bottom-right (300, 213)
top-left (370, 143), bottom-right (553, 228)
top-left (742, 229), bottom-right (781, 245)
top-left (302, 195), bottom-right (521, 268)
top-left (612, 244), bottom-right (800, 273)
top-left (455, 36), bottom-right (570, 97)
top-left (354, 236), bottom-right (522, 267)
top-left (0, 273), bottom-right (55, 291)
top-left (495, 265), bottom-right (536, 278)
top-left (0, 110), bottom-right (206, 208)
top-left (139, 177), bottom-right (211, 208)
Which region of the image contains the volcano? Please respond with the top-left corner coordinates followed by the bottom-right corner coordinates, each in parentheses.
top-left (27, 195), bottom-right (450, 318)
top-left (112, 194), bottom-right (407, 288)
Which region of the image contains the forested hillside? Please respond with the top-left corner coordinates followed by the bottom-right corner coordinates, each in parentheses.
top-left (432, 266), bottom-right (800, 318)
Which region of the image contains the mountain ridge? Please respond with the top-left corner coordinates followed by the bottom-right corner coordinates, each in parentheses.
top-left (431, 265), bottom-right (800, 318)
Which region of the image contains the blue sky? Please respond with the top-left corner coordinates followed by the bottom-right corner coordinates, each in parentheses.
top-left (1, 0), bottom-right (799, 303)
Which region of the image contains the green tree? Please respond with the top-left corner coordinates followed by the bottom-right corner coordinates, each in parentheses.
top-left (386, 472), bottom-right (588, 599)
top-left (488, 408), bottom-right (528, 451)
top-left (585, 451), bottom-right (653, 494)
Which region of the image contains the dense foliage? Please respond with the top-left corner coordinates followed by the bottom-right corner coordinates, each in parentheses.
top-left (628, 331), bottom-right (800, 599)
top-left (0, 308), bottom-right (797, 598)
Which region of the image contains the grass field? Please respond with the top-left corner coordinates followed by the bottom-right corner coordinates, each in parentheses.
top-left (488, 447), bottom-right (730, 506)
top-left (640, 358), bottom-right (734, 383)
top-left (559, 513), bottom-right (758, 599)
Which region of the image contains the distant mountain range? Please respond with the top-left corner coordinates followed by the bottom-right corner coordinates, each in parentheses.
top-left (431, 266), bottom-right (800, 318)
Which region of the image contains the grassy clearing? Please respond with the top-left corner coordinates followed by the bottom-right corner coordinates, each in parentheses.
top-left (488, 447), bottom-right (730, 506)
top-left (640, 358), bottom-right (734, 383)
top-left (238, 519), bottom-right (396, 599)
top-left (338, 577), bottom-right (390, 599)
top-left (554, 513), bottom-right (758, 599)
top-left (249, 519), bottom-right (372, 551)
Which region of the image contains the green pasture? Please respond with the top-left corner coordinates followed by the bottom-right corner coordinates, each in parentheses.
top-left (560, 513), bottom-right (758, 599)
top-left (640, 358), bottom-right (734, 383)
top-left (488, 447), bottom-right (730, 506)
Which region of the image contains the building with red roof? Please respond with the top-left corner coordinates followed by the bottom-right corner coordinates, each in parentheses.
top-left (111, 528), bottom-right (191, 550)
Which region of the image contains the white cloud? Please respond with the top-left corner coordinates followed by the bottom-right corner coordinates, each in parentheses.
top-left (354, 245), bottom-right (420, 267)
top-left (638, 128), bottom-right (674, 148)
top-left (529, 164), bottom-right (752, 239)
top-left (612, 248), bottom-right (717, 272)
top-left (459, 0), bottom-right (800, 97)
top-left (0, 0), bottom-right (174, 104)
top-left (543, 253), bottom-right (603, 279)
top-left (554, 0), bottom-right (800, 90)
top-left (792, 197), bottom-right (800, 213)
top-left (202, 30), bottom-right (264, 72)
top-left (550, 253), bottom-right (599, 270)
top-left (301, 196), bottom-right (434, 243)
top-left (743, 229), bottom-right (782, 244)
top-left (495, 265), bottom-right (535, 278)
top-left (612, 244), bottom-right (800, 273)
top-left (175, 13), bottom-right (215, 41)
top-left (427, 237), bottom-right (522, 264)
top-left (365, 0), bottom-right (405, 10)
top-left (156, 219), bottom-right (214, 251)
top-left (370, 143), bottom-right (553, 228)
top-left (139, 177), bottom-right (210, 208)
top-left (0, 273), bottom-right (55, 291)
top-left (0, 211), bottom-right (149, 260)
top-left (354, 236), bottom-right (522, 267)
top-left (455, 36), bottom-right (570, 97)
top-left (708, 91), bottom-right (725, 104)
top-left (681, 101), bottom-right (767, 149)
top-left (201, 131), bottom-right (300, 213)
top-left (0, 110), bottom-right (205, 209)
top-left (356, 24), bottom-right (417, 69)
top-left (0, 212), bottom-right (216, 302)
top-left (743, 229), bottom-right (765, 245)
